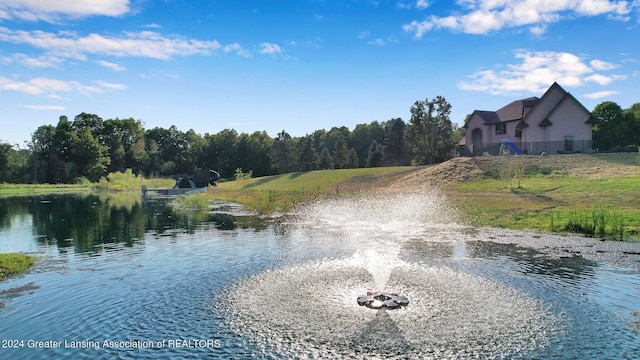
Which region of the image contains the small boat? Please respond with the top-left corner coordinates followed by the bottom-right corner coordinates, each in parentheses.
top-left (141, 185), bottom-right (207, 196)
top-left (142, 168), bottom-right (219, 197)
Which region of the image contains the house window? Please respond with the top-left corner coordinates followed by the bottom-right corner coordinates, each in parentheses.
top-left (565, 136), bottom-right (573, 152)
top-left (495, 123), bottom-right (506, 135)
top-left (515, 128), bottom-right (522, 138)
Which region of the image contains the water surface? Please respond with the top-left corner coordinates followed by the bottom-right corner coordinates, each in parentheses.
top-left (0, 192), bottom-right (639, 359)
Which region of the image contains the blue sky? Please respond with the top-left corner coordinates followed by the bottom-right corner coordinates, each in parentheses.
top-left (1, 0), bottom-right (638, 146)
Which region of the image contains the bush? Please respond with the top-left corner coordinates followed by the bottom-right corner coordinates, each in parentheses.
top-left (234, 168), bottom-right (253, 181)
top-left (96, 169), bottom-right (141, 191)
top-left (72, 176), bottom-right (91, 185)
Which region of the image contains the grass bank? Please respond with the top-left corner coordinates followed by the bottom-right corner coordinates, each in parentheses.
top-left (0, 253), bottom-right (37, 281)
top-left (202, 153), bottom-right (640, 240)
top-left (446, 153), bottom-right (640, 240)
top-left (0, 183), bottom-right (90, 197)
top-left (201, 166), bottom-right (413, 213)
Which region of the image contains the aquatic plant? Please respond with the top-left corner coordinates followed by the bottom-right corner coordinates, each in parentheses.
top-left (551, 204), bottom-right (627, 240)
top-left (0, 253), bottom-right (37, 281)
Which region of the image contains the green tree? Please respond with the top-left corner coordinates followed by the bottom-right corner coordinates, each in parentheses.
top-left (102, 117), bottom-right (145, 173)
top-left (365, 140), bottom-right (384, 168)
top-left (297, 135), bottom-right (318, 171)
top-left (70, 127), bottom-right (110, 182)
top-left (52, 116), bottom-right (77, 182)
top-left (383, 118), bottom-right (409, 166)
top-left (129, 138), bottom-right (149, 174)
top-left (350, 122), bottom-right (384, 167)
top-left (0, 144), bottom-right (31, 183)
top-left (406, 96), bottom-right (455, 164)
top-left (30, 125), bottom-right (55, 183)
top-left (73, 112), bottom-right (105, 140)
top-left (333, 136), bottom-right (349, 169)
top-left (144, 126), bottom-right (189, 175)
top-left (270, 130), bottom-right (296, 173)
top-left (346, 148), bottom-right (359, 169)
top-left (211, 129), bottom-right (238, 178)
top-left (318, 147), bottom-right (333, 170)
top-left (592, 101), bottom-right (630, 151)
top-left (0, 142), bottom-right (12, 182)
top-left (623, 103), bottom-right (640, 147)
top-left (236, 131), bottom-right (274, 177)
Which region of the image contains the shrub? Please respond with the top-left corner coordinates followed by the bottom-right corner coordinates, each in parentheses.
top-left (234, 168), bottom-right (253, 181)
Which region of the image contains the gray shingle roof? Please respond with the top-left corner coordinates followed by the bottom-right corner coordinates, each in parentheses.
top-left (495, 96), bottom-right (539, 122)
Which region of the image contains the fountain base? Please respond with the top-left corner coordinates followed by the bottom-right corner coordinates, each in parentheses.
top-left (357, 292), bottom-right (409, 310)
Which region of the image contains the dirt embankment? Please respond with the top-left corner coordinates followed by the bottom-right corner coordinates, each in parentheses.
top-left (385, 152), bottom-right (640, 190)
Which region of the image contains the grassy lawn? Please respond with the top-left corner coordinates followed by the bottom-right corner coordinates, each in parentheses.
top-left (0, 253), bottom-right (37, 281)
top-left (0, 183), bottom-right (91, 197)
top-left (201, 167), bottom-right (413, 213)
top-left (200, 155), bottom-right (640, 240)
top-left (449, 169), bottom-right (640, 239)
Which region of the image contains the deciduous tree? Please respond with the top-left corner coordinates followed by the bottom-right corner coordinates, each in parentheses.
top-left (406, 96), bottom-right (454, 164)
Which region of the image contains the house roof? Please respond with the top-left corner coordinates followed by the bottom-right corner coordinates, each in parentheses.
top-left (464, 110), bottom-right (500, 127)
top-left (463, 82), bottom-right (592, 128)
top-left (495, 97), bottom-right (539, 122)
top-left (539, 118), bottom-right (553, 127)
top-left (477, 110), bottom-right (500, 124)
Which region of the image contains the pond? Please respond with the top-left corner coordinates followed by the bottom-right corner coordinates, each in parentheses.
top-left (0, 191), bottom-right (639, 359)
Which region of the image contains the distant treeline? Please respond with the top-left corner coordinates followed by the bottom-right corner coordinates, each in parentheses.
top-left (0, 98), bottom-right (638, 184)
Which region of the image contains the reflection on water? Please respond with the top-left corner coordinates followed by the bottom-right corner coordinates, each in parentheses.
top-left (0, 192), bottom-right (639, 359)
top-left (0, 193), bottom-right (266, 254)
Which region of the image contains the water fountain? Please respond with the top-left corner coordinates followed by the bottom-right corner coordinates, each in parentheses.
top-left (1, 192), bottom-right (638, 359)
top-left (225, 192), bottom-right (557, 358)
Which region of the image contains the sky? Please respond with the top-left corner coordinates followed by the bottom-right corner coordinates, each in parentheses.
top-left (1, 0), bottom-right (639, 147)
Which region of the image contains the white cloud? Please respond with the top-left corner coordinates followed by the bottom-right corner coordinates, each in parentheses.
top-left (529, 24), bottom-right (547, 37)
top-left (0, 27), bottom-right (222, 60)
top-left (403, 0), bottom-right (634, 37)
top-left (367, 38), bottom-right (386, 46)
top-left (0, 0), bottom-right (130, 22)
top-left (396, 0), bottom-right (429, 10)
top-left (583, 90), bottom-right (619, 99)
top-left (416, 0), bottom-right (430, 9)
top-left (259, 42), bottom-right (282, 55)
top-left (24, 104), bottom-right (67, 111)
top-left (92, 80), bottom-right (126, 91)
top-left (224, 43), bottom-right (251, 57)
top-left (585, 73), bottom-right (627, 85)
top-left (2, 53), bottom-right (62, 67)
top-left (590, 59), bottom-right (618, 70)
top-left (458, 50), bottom-right (625, 95)
top-left (97, 60), bottom-right (125, 71)
top-left (0, 76), bottom-right (125, 98)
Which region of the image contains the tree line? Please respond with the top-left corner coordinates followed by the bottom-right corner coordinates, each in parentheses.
top-left (0, 98), bottom-right (638, 184)
top-left (0, 97), bottom-right (460, 184)
top-left (591, 101), bottom-right (640, 152)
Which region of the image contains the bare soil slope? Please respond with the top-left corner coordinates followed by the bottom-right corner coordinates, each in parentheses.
top-left (385, 153), bottom-right (640, 190)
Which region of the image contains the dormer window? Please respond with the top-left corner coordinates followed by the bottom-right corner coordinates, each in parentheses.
top-left (495, 123), bottom-right (506, 135)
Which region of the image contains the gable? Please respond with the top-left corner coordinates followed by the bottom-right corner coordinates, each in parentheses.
top-left (548, 95), bottom-right (591, 124)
